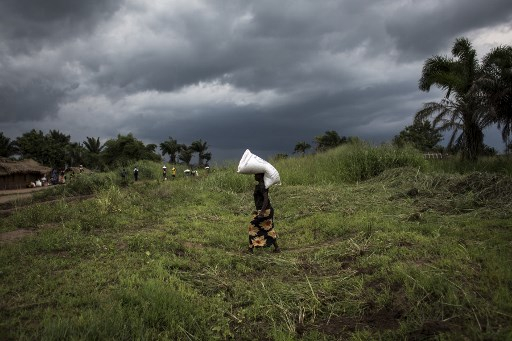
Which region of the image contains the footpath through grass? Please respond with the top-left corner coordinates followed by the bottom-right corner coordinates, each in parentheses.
top-left (1, 145), bottom-right (511, 340)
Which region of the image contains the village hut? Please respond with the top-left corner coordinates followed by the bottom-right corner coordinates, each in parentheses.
top-left (0, 158), bottom-right (52, 190)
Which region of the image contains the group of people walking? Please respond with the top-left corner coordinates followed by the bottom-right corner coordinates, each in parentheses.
top-left (120, 165), bottom-right (180, 182)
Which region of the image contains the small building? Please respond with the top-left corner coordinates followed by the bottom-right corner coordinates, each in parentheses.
top-left (0, 158), bottom-right (52, 190)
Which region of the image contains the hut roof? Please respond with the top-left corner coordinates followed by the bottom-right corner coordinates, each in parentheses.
top-left (0, 158), bottom-right (51, 176)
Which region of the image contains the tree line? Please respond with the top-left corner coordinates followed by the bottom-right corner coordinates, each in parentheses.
top-left (0, 130), bottom-right (211, 171)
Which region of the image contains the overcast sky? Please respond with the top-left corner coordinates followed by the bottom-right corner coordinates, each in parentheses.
top-left (1, 0), bottom-right (511, 163)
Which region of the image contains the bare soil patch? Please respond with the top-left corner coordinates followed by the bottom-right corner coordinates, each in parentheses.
top-left (0, 186), bottom-right (51, 204)
top-left (0, 228), bottom-right (35, 244)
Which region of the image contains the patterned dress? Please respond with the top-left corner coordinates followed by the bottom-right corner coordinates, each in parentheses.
top-left (248, 182), bottom-right (278, 250)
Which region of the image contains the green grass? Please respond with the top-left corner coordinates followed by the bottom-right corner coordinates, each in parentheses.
top-left (1, 144), bottom-right (511, 340)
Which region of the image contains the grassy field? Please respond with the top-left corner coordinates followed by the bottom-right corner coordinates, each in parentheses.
top-left (1, 144), bottom-right (511, 340)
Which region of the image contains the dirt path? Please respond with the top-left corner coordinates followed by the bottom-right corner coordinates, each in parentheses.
top-left (0, 186), bottom-right (51, 204)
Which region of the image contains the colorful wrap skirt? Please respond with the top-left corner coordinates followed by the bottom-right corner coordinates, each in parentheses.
top-left (248, 208), bottom-right (278, 249)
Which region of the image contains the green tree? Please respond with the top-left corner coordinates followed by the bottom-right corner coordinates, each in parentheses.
top-left (202, 152), bottom-right (212, 166)
top-left (160, 137), bottom-right (182, 164)
top-left (83, 137), bottom-right (105, 154)
top-left (102, 133), bottom-right (160, 167)
top-left (16, 129), bottom-right (46, 163)
top-left (416, 37), bottom-right (498, 161)
top-left (16, 129), bottom-right (73, 167)
top-left (393, 119), bottom-right (443, 151)
top-left (190, 139), bottom-right (210, 166)
top-left (83, 137), bottom-right (105, 170)
top-left (293, 141), bottom-right (311, 156)
top-left (178, 146), bottom-right (193, 166)
top-left (0, 132), bottom-right (18, 157)
top-left (65, 142), bottom-right (86, 167)
top-left (314, 131), bottom-right (347, 152)
top-left (46, 130), bottom-right (72, 168)
top-left (479, 45), bottom-right (512, 147)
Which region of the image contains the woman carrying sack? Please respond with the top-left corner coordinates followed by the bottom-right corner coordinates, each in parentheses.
top-left (248, 173), bottom-right (280, 253)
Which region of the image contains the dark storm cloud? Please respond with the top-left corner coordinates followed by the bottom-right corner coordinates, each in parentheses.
top-left (0, 82), bottom-right (66, 122)
top-left (386, 0), bottom-right (512, 59)
top-left (0, 0), bottom-right (123, 53)
top-left (0, 0), bottom-right (122, 122)
top-left (91, 0), bottom-right (388, 94)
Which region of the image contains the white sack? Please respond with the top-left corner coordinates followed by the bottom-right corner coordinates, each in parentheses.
top-left (237, 149), bottom-right (281, 188)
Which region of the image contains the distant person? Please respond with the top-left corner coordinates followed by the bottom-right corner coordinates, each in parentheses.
top-left (59, 169), bottom-right (65, 184)
top-left (51, 169), bottom-right (58, 185)
top-left (162, 165), bottom-right (167, 180)
top-left (79, 164), bottom-right (84, 173)
top-left (121, 168), bottom-right (127, 181)
top-left (247, 173), bottom-right (280, 253)
top-left (133, 167), bottom-right (139, 181)
top-left (171, 166), bottom-right (176, 179)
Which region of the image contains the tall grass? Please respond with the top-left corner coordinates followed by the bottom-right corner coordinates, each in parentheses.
top-left (277, 143), bottom-right (427, 185)
top-left (203, 143), bottom-right (427, 191)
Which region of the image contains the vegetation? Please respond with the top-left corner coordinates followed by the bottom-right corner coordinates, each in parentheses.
top-left (0, 132), bottom-right (18, 157)
top-left (393, 118), bottom-right (443, 152)
top-left (1, 130), bottom-right (213, 171)
top-left (417, 37), bottom-right (512, 161)
top-left (159, 137), bottom-right (182, 164)
top-left (190, 139), bottom-right (212, 166)
top-left (294, 141), bottom-right (312, 156)
top-left (314, 130), bottom-right (348, 152)
top-left (101, 133), bottom-right (161, 168)
top-left (479, 45), bottom-right (512, 145)
top-left (1, 144), bottom-right (511, 340)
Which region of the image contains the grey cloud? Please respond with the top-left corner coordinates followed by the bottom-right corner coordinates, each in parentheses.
top-left (0, 0), bottom-right (123, 54)
top-left (0, 82), bottom-right (66, 122)
top-left (386, 0), bottom-right (512, 59)
top-left (92, 0), bottom-right (389, 94)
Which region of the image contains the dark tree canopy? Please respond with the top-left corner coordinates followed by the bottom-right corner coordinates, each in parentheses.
top-left (315, 131), bottom-right (347, 152)
top-left (102, 133), bottom-right (160, 167)
top-left (0, 132), bottom-right (18, 157)
top-left (393, 119), bottom-right (443, 152)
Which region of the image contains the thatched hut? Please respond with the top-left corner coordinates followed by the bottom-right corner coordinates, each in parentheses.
top-left (0, 158), bottom-right (52, 190)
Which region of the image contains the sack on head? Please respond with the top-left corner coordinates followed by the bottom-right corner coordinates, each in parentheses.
top-left (237, 149), bottom-right (281, 188)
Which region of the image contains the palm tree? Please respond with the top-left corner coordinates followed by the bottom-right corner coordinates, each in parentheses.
top-left (65, 142), bottom-right (85, 167)
top-left (190, 139), bottom-right (209, 166)
top-left (83, 137), bottom-right (104, 154)
top-left (0, 132), bottom-right (18, 157)
top-left (293, 141), bottom-right (311, 156)
top-left (178, 146), bottom-right (193, 166)
top-left (416, 37), bottom-right (488, 161)
top-left (159, 137), bottom-right (182, 164)
top-left (479, 45), bottom-right (512, 149)
top-left (82, 137), bottom-right (105, 170)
